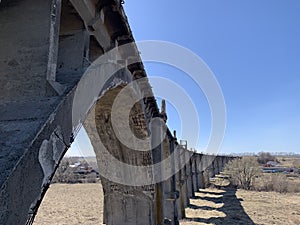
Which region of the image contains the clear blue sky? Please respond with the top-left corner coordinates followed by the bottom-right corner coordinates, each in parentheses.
top-left (67, 0), bottom-right (300, 156)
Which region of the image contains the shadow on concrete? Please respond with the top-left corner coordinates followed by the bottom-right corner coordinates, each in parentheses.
top-left (185, 186), bottom-right (256, 225)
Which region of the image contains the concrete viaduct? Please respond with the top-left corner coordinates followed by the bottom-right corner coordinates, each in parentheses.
top-left (0, 0), bottom-right (233, 224)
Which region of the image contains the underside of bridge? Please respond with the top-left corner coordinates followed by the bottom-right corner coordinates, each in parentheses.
top-left (0, 0), bottom-right (233, 224)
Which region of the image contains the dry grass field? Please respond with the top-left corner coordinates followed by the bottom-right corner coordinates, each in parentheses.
top-left (277, 156), bottom-right (300, 168)
top-left (33, 183), bottom-right (104, 225)
top-left (34, 183), bottom-right (300, 225)
top-left (180, 187), bottom-right (300, 225)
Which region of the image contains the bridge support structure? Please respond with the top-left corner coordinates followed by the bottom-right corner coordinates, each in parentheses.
top-left (0, 0), bottom-right (234, 224)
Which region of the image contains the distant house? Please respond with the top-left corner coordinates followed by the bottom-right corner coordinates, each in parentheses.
top-left (69, 161), bottom-right (99, 176)
top-left (69, 162), bottom-right (81, 168)
top-left (262, 166), bottom-right (294, 173)
top-left (264, 161), bottom-right (278, 167)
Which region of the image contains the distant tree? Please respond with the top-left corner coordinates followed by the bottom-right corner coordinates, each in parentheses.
top-left (225, 156), bottom-right (261, 190)
top-left (272, 174), bottom-right (288, 193)
top-left (257, 152), bottom-right (277, 164)
top-left (52, 158), bottom-right (77, 183)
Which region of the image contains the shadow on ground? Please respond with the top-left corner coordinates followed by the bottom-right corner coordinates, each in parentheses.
top-left (184, 186), bottom-right (256, 225)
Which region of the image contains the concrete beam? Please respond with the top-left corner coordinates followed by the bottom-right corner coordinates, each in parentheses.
top-left (70, 0), bottom-right (112, 51)
top-left (0, 0), bottom-right (62, 100)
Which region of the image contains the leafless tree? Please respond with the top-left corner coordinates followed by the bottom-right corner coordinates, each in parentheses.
top-left (257, 152), bottom-right (277, 164)
top-left (225, 156), bottom-right (261, 190)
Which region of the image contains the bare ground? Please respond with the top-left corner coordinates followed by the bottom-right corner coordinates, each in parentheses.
top-left (33, 183), bottom-right (104, 225)
top-left (33, 183), bottom-right (300, 225)
top-left (180, 187), bottom-right (300, 225)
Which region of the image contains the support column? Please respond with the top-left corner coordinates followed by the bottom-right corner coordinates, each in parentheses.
top-left (212, 158), bottom-right (216, 177)
top-left (151, 117), bottom-right (165, 225)
top-left (163, 137), bottom-right (179, 225)
top-left (84, 87), bottom-right (157, 225)
top-left (180, 141), bottom-right (189, 208)
top-left (202, 155), bottom-right (211, 188)
top-left (173, 133), bottom-right (185, 220)
top-left (186, 150), bottom-right (194, 198)
top-left (221, 157), bottom-right (225, 171)
top-left (160, 101), bottom-right (179, 225)
top-left (195, 154), bottom-right (201, 190)
top-left (216, 156), bottom-right (221, 174)
top-left (192, 153), bottom-right (198, 194)
top-left (209, 155), bottom-right (216, 178)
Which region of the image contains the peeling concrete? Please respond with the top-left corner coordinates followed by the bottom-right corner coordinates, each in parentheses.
top-left (38, 127), bottom-right (65, 186)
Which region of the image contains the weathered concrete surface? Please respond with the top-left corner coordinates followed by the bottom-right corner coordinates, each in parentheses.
top-left (0, 0), bottom-right (235, 224)
top-left (191, 153), bottom-right (198, 196)
top-left (84, 86), bottom-right (156, 225)
top-left (0, 0), bottom-right (153, 224)
top-left (0, 0), bottom-right (56, 100)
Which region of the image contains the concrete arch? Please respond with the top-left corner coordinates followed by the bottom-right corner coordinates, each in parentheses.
top-left (83, 84), bottom-right (156, 225)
